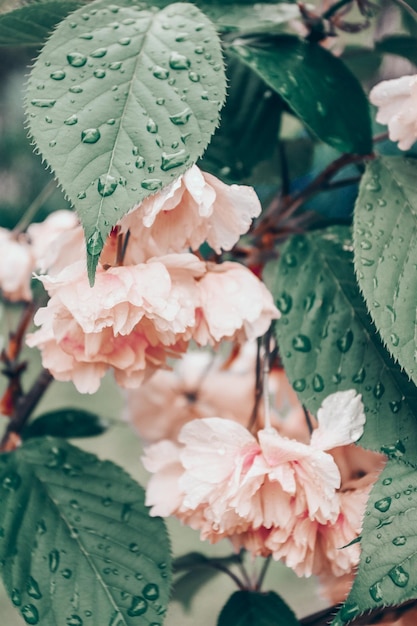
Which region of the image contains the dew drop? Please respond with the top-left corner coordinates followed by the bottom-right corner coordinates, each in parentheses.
top-left (2, 471), bottom-right (21, 491)
top-left (67, 615), bottom-right (83, 626)
top-left (118, 37), bottom-right (131, 45)
top-left (64, 114), bottom-right (78, 126)
top-left (94, 69), bottom-right (106, 79)
top-left (127, 596), bottom-right (148, 617)
top-left (392, 535), bottom-right (407, 546)
top-left (62, 569), bottom-right (72, 579)
top-left (108, 61), bottom-right (122, 71)
top-left (374, 497), bottom-right (391, 513)
top-left (277, 293), bottom-right (292, 314)
top-left (336, 329), bottom-right (353, 353)
top-left (283, 252), bottom-right (297, 267)
top-left (369, 581), bottom-right (383, 602)
top-left (381, 440), bottom-right (406, 459)
top-left (169, 107), bottom-right (192, 125)
top-left (67, 52), bottom-right (87, 67)
top-left (352, 367), bottom-right (365, 384)
top-left (49, 549), bottom-right (60, 573)
top-left (98, 174), bottom-right (118, 197)
top-left (91, 47), bottom-right (107, 58)
top-left (69, 86), bottom-right (83, 94)
top-left (135, 157), bottom-right (145, 169)
top-left (365, 177), bottom-right (381, 193)
top-left (373, 382), bottom-right (385, 399)
top-left (188, 71), bottom-right (200, 82)
top-left (21, 604), bottom-right (39, 625)
top-left (383, 477), bottom-right (392, 486)
top-left (292, 334), bottom-right (311, 352)
top-left (312, 374), bottom-right (324, 392)
top-left (50, 70), bottom-right (66, 80)
top-left (293, 379), bottom-right (306, 392)
top-left (146, 118), bottom-right (158, 133)
top-left (87, 231), bottom-right (104, 257)
top-left (141, 179), bottom-right (163, 191)
top-left (11, 588), bottom-right (21, 606)
top-left (77, 191), bottom-right (86, 200)
top-left (31, 99), bottom-right (56, 108)
top-left (169, 51), bottom-right (191, 70)
top-left (129, 543), bottom-right (139, 553)
top-left (390, 333), bottom-right (400, 346)
top-left (82, 128), bottom-right (101, 144)
top-left (143, 583), bottom-right (159, 601)
top-left (389, 565), bottom-right (409, 587)
top-left (107, 118), bottom-right (116, 125)
top-left (161, 149), bottom-right (189, 171)
top-left (156, 97), bottom-right (165, 105)
top-left (152, 65), bottom-right (169, 79)
top-left (121, 503), bottom-right (132, 522)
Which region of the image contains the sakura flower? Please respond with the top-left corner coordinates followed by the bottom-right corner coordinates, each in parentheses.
top-left (27, 210), bottom-right (79, 272)
top-left (119, 164), bottom-right (262, 260)
top-left (0, 228), bottom-right (33, 301)
top-left (194, 261), bottom-right (280, 345)
top-left (369, 75), bottom-right (417, 150)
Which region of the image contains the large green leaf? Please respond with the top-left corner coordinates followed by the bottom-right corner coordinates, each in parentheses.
top-left (0, 0), bottom-right (84, 46)
top-left (273, 227), bottom-right (417, 459)
top-left (230, 35), bottom-right (372, 154)
top-left (22, 408), bottom-right (108, 439)
top-left (354, 157), bottom-right (417, 387)
top-left (217, 590), bottom-right (300, 626)
top-left (0, 438), bottom-right (171, 626)
top-left (332, 459), bottom-right (417, 625)
top-left (201, 2), bottom-right (300, 34)
top-left (375, 35), bottom-right (417, 66)
top-left (26, 0), bottom-right (226, 281)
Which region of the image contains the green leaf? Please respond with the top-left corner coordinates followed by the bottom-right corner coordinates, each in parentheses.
top-left (0, 438), bottom-right (171, 626)
top-left (332, 459), bottom-right (417, 625)
top-left (375, 35), bottom-right (417, 66)
top-left (26, 1), bottom-right (226, 282)
top-left (273, 226), bottom-right (417, 459)
top-left (201, 2), bottom-right (300, 34)
top-left (354, 157), bottom-right (417, 388)
top-left (199, 53), bottom-right (283, 182)
top-left (217, 590), bottom-right (300, 626)
top-left (0, 1), bottom-right (84, 46)
top-left (22, 408), bottom-right (108, 439)
top-left (230, 35), bottom-right (372, 154)
top-left (341, 45), bottom-right (383, 83)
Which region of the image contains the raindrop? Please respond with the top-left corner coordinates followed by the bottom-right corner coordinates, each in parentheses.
top-left (389, 565), bottom-right (409, 587)
top-left (31, 99), bottom-right (56, 108)
top-left (169, 51), bottom-right (191, 70)
top-left (373, 382), bottom-right (385, 399)
top-left (277, 293), bottom-right (292, 314)
top-left (69, 86), bottom-right (83, 94)
top-left (188, 71), bottom-right (200, 82)
top-left (135, 157), bottom-right (145, 169)
top-left (392, 536), bottom-right (407, 546)
top-left (77, 191), bottom-right (86, 200)
top-left (94, 69), bottom-right (106, 79)
top-left (382, 477), bottom-right (392, 486)
top-left (36, 520), bottom-right (46, 535)
top-left (50, 70), bottom-right (66, 80)
top-left (312, 374), bottom-right (324, 392)
top-left (129, 543), bottom-right (139, 553)
top-left (194, 46), bottom-right (204, 54)
top-left (283, 252), bottom-right (297, 267)
top-left (121, 503), bottom-right (132, 522)
top-left (67, 52), bottom-right (87, 67)
top-left (175, 32), bottom-right (188, 42)
top-left (365, 202), bottom-right (373, 211)
top-left (381, 440), bottom-right (405, 459)
top-left (21, 604), bottom-right (39, 625)
top-left (293, 379), bottom-right (306, 392)
top-left (161, 149), bottom-right (189, 171)
top-left (156, 97), bottom-right (165, 105)
top-left (143, 583), bottom-right (159, 601)
top-left (365, 177), bottom-right (381, 193)
top-left (374, 497), bottom-right (391, 513)
top-left (91, 48), bottom-right (107, 58)
top-left (11, 588), bottom-right (21, 606)
top-left (152, 65), bottom-right (169, 79)
top-left (303, 293), bottom-right (315, 312)
top-left (292, 335), bottom-right (311, 352)
top-left (108, 61), bottom-right (122, 70)
top-left (369, 581), bottom-right (383, 602)
top-left (360, 240), bottom-right (372, 250)
top-left (352, 367), bottom-right (365, 384)
top-left (2, 471), bottom-right (21, 491)
top-left (62, 569), bottom-right (72, 579)
top-left (118, 37), bottom-right (131, 45)
top-left (169, 107), bottom-right (192, 125)
top-left (64, 114), bottom-right (78, 126)
top-left (122, 17), bottom-right (135, 25)
top-left (390, 333), bottom-right (400, 346)
top-left (141, 179), bottom-right (163, 191)
top-left (87, 231), bottom-right (104, 256)
top-left (336, 329), bottom-right (353, 353)
top-left (102, 497), bottom-right (112, 507)
top-left (127, 596), bottom-right (148, 617)
top-left (49, 549), bottom-right (60, 573)
top-left (81, 128), bottom-right (101, 144)
top-left (107, 118), bottom-right (116, 125)
top-left (146, 118), bottom-right (158, 133)
top-left (98, 174), bottom-right (118, 197)
top-left (67, 615), bottom-right (83, 626)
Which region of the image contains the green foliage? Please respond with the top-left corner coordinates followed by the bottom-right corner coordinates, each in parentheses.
top-left (273, 226), bottom-right (417, 459)
top-left (230, 35), bottom-right (373, 154)
top-left (0, 1), bottom-right (84, 46)
top-left (0, 438), bottom-right (171, 626)
top-left (354, 157), bottom-right (417, 387)
top-left (201, 2), bottom-right (300, 34)
top-left (22, 408), bottom-right (108, 439)
top-left (26, 0), bottom-right (226, 281)
top-left (375, 35), bottom-right (417, 65)
top-left (332, 459), bottom-right (417, 625)
top-left (217, 590), bottom-right (300, 626)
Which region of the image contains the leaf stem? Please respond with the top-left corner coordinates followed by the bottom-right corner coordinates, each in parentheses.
top-left (322, 0), bottom-right (353, 20)
top-left (255, 555), bottom-right (271, 591)
top-left (13, 180), bottom-right (56, 234)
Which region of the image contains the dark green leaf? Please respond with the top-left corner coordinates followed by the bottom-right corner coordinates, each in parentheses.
top-left (0, 438), bottom-right (171, 626)
top-left (273, 226), bottom-right (417, 459)
top-left (376, 35), bottom-right (417, 66)
top-left (332, 459), bottom-right (417, 625)
top-left (172, 569), bottom-right (218, 610)
top-left (230, 35), bottom-right (372, 154)
top-left (26, 0), bottom-right (226, 282)
top-left (199, 53), bottom-right (283, 182)
top-left (217, 590), bottom-right (300, 626)
top-left (22, 408), bottom-right (108, 439)
top-left (341, 45), bottom-right (383, 83)
top-left (201, 2), bottom-right (300, 34)
top-left (354, 157), bottom-right (417, 387)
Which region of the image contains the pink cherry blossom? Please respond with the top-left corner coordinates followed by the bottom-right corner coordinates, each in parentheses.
top-left (194, 262), bottom-right (280, 345)
top-left (119, 165), bottom-right (262, 259)
top-left (0, 228), bottom-right (34, 301)
top-left (369, 75), bottom-right (417, 150)
top-left (27, 210), bottom-right (79, 272)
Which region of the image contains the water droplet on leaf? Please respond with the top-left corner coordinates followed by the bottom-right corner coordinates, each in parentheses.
top-left (161, 149), bottom-right (189, 171)
top-left (67, 52), bottom-right (87, 67)
top-left (127, 596), bottom-right (148, 617)
top-left (81, 128), bottom-right (101, 144)
top-left (64, 114), bottom-right (78, 126)
top-left (374, 497), bottom-right (391, 513)
top-left (169, 51), bottom-right (191, 70)
top-left (31, 99), bottom-right (56, 108)
top-left (141, 179), bottom-right (162, 191)
top-left (98, 174), bottom-right (118, 197)
top-left (292, 335), bottom-right (311, 352)
top-left (87, 231), bottom-right (104, 256)
top-left (389, 565), bottom-right (409, 587)
top-left (169, 107), bottom-right (192, 125)
top-left (21, 604), bottom-right (39, 625)
top-left (50, 70), bottom-right (66, 80)
top-left (336, 329), bottom-right (353, 353)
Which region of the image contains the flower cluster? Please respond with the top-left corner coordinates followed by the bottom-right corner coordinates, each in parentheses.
top-left (27, 167), bottom-right (279, 393)
top-left (370, 74), bottom-right (417, 150)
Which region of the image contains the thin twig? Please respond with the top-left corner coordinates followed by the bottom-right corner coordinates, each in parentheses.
top-left (13, 180), bottom-right (56, 234)
top-left (255, 555), bottom-right (271, 591)
top-left (322, 0), bottom-right (353, 20)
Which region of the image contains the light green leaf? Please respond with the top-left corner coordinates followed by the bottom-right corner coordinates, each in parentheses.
top-left (332, 459), bottom-right (417, 625)
top-left (217, 590), bottom-right (300, 626)
top-left (375, 35), bottom-right (417, 66)
top-left (230, 35), bottom-right (372, 154)
top-left (0, 1), bottom-right (84, 46)
top-left (22, 408), bottom-right (108, 439)
top-left (201, 2), bottom-right (300, 34)
top-left (354, 157), bottom-right (417, 387)
top-left (273, 226), bottom-right (417, 459)
top-left (0, 438), bottom-right (171, 626)
top-left (26, 0), bottom-right (226, 281)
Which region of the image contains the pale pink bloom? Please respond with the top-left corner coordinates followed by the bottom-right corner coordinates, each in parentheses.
top-left (27, 254), bottom-right (205, 393)
top-left (27, 210), bottom-right (79, 272)
top-left (194, 262), bottom-right (280, 345)
top-left (0, 228), bottom-right (34, 302)
top-left (370, 75), bottom-right (417, 150)
top-left (120, 165), bottom-right (262, 259)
